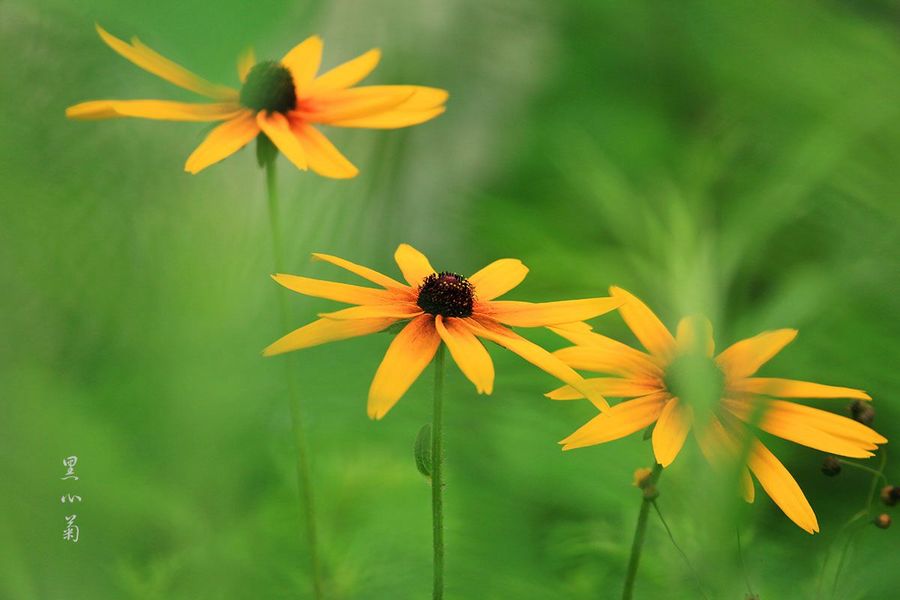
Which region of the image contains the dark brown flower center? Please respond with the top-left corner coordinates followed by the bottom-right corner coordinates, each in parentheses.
top-left (417, 272), bottom-right (474, 318)
top-left (240, 61), bottom-right (296, 114)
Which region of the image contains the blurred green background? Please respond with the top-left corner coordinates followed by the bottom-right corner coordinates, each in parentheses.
top-left (2, 0), bottom-right (899, 598)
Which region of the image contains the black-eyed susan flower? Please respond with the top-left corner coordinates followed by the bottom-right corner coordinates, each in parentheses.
top-left (549, 287), bottom-right (887, 533)
top-left (264, 244), bottom-right (622, 418)
top-left (66, 25), bottom-right (447, 177)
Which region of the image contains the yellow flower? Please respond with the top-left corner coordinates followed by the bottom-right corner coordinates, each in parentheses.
top-left (550, 287), bottom-right (887, 534)
top-left (264, 244), bottom-right (622, 419)
top-left (66, 25), bottom-right (447, 177)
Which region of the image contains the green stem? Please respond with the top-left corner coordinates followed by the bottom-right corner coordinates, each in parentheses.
top-left (432, 345), bottom-right (446, 600)
top-left (265, 159), bottom-right (324, 600)
top-left (840, 459), bottom-right (888, 486)
top-left (651, 501), bottom-right (709, 600)
top-left (622, 463), bottom-right (663, 600)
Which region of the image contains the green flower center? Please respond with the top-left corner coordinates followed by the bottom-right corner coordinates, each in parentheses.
top-left (240, 61), bottom-right (297, 114)
top-left (663, 353), bottom-right (725, 411)
top-left (417, 272), bottom-right (474, 318)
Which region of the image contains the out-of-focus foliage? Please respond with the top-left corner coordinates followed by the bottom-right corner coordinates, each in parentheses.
top-left (1, 0), bottom-right (898, 598)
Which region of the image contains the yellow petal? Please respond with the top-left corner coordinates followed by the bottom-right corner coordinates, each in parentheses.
top-left (468, 259), bottom-right (529, 302)
top-left (368, 315), bottom-right (441, 419)
top-left (306, 48), bottom-right (381, 95)
top-left (311, 253), bottom-right (406, 289)
top-left (95, 25), bottom-right (236, 100)
top-left (184, 111), bottom-right (259, 174)
top-left (715, 329), bottom-right (797, 379)
top-left (319, 304), bottom-right (422, 320)
top-left (292, 122), bottom-right (359, 179)
top-left (549, 326), bottom-right (663, 379)
top-left (610, 286), bottom-right (676, 360)
top-left (546, 378), bottom-right (663, 400)
top-left (723, 399), bottom-right (887, 456)
top-left (553, 345), bottom-right (664, 379)
top-left (256, 111), bottom-right (308, 171)
top-left (435, 316), bottom-right (494, 394)
top-left (66, 100), bottom-right (241, 121)
top-left (675, 315), bottom-right (715, 357)
top-left (297, 87), bottom-right (415, 124)
top-left (264, 316), bottom-right (396, 356)
top-left (271, 273), bottom-right (395, 305)
top-left (748, 441), bottom-right (819, 534)
top-left (327, 106), bottom-right (446, 129)
top-left (281, 35), bottom-right (323, 93)
top-left (560, 392), bottom-right (668, 450)
top-left (323, 86), bottom-right (447, 129)
top-left (740, 468), bottom-right (756, 503)
top-left (467, 318), bottom-right (609, 410)
top-left (652, 399), bottom-right (693, 467)
top-left (729, 378), bottom-right (871, 400)
top-left (394, 244), bottom-right (436, 286)
top-left (237, 47), bottom-right (256, 83)
top-left (484, 298), bottom-right (622, 328)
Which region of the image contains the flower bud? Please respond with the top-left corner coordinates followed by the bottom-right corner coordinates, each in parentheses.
top-left (849, 400), bottom-right (875, 426)
top-left (821, 456), bottom-right (842, 477)
top-left (414, 424), bottom-right (432, 479)
top-left (632, 467), bottom-right (653, 488)
top-left (880, 485), bottom-right (900, 507)
top-left (874, 513), bottom-right (891, 530)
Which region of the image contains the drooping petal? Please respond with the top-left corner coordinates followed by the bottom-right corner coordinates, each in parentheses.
top-left (724, 399), bottom-right (886, 451)
top-left (394, 244), bottom-right (435, 286)
top-left (652, 399), bottom-right (693, 467)
top-left (610, 286), bottom-right (676, 360)
top-left (546, 378), bottom-right (663, 400)
top-left (237, 47), bottom-right (256, 83)
top-left (675, 315), bottom-right (715, 357)
top-left (467, 318), bottom-right (609, 410)
top-left (715, 329), bottom-right (798, 380)
top-left (559, 392), bottom-right (668, 450)
top-left (271, 273), bottom-right (395, 305)
top-left (263, 316), bottom-right (396, 356)
top-left (368, 315), bottom-right (441, 419)
top-left (553, 345), bottom-right (664, 379)
top-left (327, 106), bottom-right (446, 129)
top-left (66, 100), bottom-right (242, 121)
top-left (748, 441), bottom-right (819, 534)
top-left (297, 87), bottom-right (414, 124)
top-left (291, 122), bottom-right (359, 179)
top-left (256, 111), bottom-right (308, 171)
top-left (729, 378), bottom-right (871, 400)
top-left (311, 253), bottom-right (406, 289)
top-left (305, 48), bottom-right (381, 95)
top-left (95, 25), bottom-right (236, 100)
top-left (184, 111), bottom-right (259, 174)
top-left (435, 316), bottom-right (494, 394)
top-left (483, 298), bottom-right (621, 328)
top-left (281, 35), bottom-right (323, 94)
top-left (468, 259), bottom-right (529, 302)
top-left (319, 304), bottom-right (422, 320)
top-left (325, 86), bottom-right (448, 128)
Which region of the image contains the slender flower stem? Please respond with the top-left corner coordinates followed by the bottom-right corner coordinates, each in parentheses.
top-left (265, 158), bottom-right (325, 600)
top-left (431, 345), bottom-right (446, 600)
top-left (839, 459), bottom-right (889, 485)
top-left (651, 501), bottom-right (709, 600)
top-left (622, 463), bottom-right (663, 600)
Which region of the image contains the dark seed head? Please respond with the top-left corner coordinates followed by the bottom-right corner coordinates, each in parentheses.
top-left (416, 272), bottom-right (474, 318)
top-left (849, 400), bottom-right (875, 426)
top-left (874, 513), bottom-right (892, 529)
top-left (240, 60), bottom-right (297, 114)
top-left (822, 455), bottom-right (842, 477)
top-left (881, 485), bottom-right (900, 507)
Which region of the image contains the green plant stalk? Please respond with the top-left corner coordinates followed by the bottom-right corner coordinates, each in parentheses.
top-left (432, 345), bottom-right (446, 600)
top-left (265, 158), bottom-right (325, 600)
top-left (622, 463), bottom-right (663, 600)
